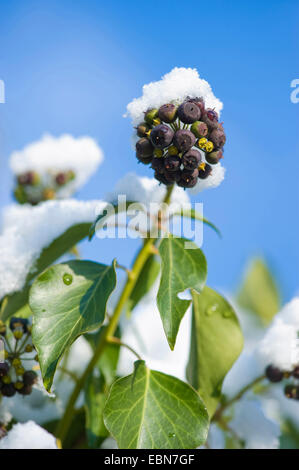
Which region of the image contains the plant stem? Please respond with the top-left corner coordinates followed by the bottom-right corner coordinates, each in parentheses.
top-left (107, 336), bottom-right (142, 361)
top-left (55, 184), bottom-right (174, 444)
top-left (58, 366), bottom-right (79, 384)
top-left (212, 374), bottom-right (266, 422)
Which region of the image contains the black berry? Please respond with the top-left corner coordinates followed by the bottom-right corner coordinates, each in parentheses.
top-left (182, 149), bottom-right (201, 171)
top-left (164, 169), bottom-right (181, 184)
top-left (17, 172), bottom-right (37, 186)
top-left (0, 363), bottom-right (9, 377)
top-left (177, 169), bottom-right (199, 188)
top-left (55, 173), bottom-right (67, 185)
top-left (177, 101), bottom-right (201, 124)
top-left (17, 384), bottom-right (32, 396)
top-left (265, 365), bottom-right (284, 383)
top-left (198, 163), bottom-right (212, 179)
top-left (154, 171), bottom-right (172, 186)
top-left (292, 366), bottom-right (299, 379)
top-left (158, 104), bottom-right (177, 123)
top-left (136, 137), bottom-right (154, 158)
top-left (150, 124), bottom-right (174, 149)
top-left (136, 154), bottom-right (153, 165)
top-left (23, 370), bottom-right (38, 386)
top-left (164, 155), bottom-right (181, 172)
top-left (187, 97), bottom-right (205, 114)
top-left (209, 128), bottom-right (226, 148)
top-left (151, 157), bottom-right (165, 174)
top-left (202, 108), bottom-right (219, 129)
top-left (173, 129), bottom-right (196, 153)
top-left (1, 383), bottom-right (16, 397)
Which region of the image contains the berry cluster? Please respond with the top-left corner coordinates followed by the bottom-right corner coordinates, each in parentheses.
top-left (0, 317), bottom-right (38, 398)
top-left (135, 98), bottom-right (226, 188)
top-left (14, 170), bottom-right (76, 205)
top-left (265, 364), bottom-right (299, 400)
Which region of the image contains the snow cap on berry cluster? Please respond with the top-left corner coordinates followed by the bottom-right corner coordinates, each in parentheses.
top-left (126, 67), bottom-right (223, 127)
top-left (256, 297), bottom-right (299, 370)
top-left (10, 134), bottom-right (104, 198)
top-left (126, 68), bottom-right (226, 193)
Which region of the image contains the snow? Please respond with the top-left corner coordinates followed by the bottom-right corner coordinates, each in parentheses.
top-left (190, 162), bottom-right (225, 194)
top-left (230, 399), bottom-right (280, 449)
top-left (222, 352), bottom-right (263, 399)
top-left (10, 134), bottom-right (103, 198)
top-left (126, 67), bottom-right (223, 127)
top-left (0, 199), bottom-right (106, 299)
top-left (256, 297), bottom-right (299, 370)
top-left (106, 172), bottom-right (190, 207)
top-left (0, 421), bottom-right (58, 449)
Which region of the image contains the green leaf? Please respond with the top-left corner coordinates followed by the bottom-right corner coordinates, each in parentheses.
top-left (84, 374), bottom-right (109, 448)
top-left (237, 258), bottom-right (280, 325)
top-left (29, 259), bottom-right (117, 391)
top-left (128, 255), bottom-right (160, 314)
top-left (104, 360), bottom-right (209, 449)
top-left (89, 201), bottom-right (146, 240)
top-left (1, 223), bottom-right (91, 322)
top-left (171, 208), bottom-right (221, 237)
top-left (157, 236), bottom-right (207, 350)
top-left (186, 287), bottom-right (244, 418)
top-left (280, 420), bottom-right (299, 449)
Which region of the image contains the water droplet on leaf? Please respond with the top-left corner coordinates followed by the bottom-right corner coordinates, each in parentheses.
top-left (63, 273), bottom-right (73, 286)
top-left (205, 304), bottom-right (218, 316)
top-left (168, 432), bottom-right (176, 438)
top-left (222, 310), bottom-right (232, 318)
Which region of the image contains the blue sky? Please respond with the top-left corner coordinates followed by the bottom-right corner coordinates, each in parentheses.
top-left (0, 0), bottom-right (298, 302)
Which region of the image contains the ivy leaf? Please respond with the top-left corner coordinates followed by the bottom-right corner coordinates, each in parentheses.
top-left (84, 374), bottom-right (109, 448)
top-left (237, 258), bottom-right (280, 325)
top-left (157, 237), bottom-right (207, 350)
top-left (128, 255), bottom-right (160, 314)
top-left (29, 259), bottom-right (117, 391)
top-left (186, 287), bottom-right (244, 417)
top-left (104, 360), bottom-right (209, 449)
top-left (1, 223), bottom-right (91, 322)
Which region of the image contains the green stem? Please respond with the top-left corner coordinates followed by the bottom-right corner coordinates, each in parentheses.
top-left (58, 366), bottom-right (79, 384)
top-left (212, 374), bottom-right (266, 422)
top-left (107, 336), bottom-right (142, 361)
top-left (55, 184), bottom-right (174, 444)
